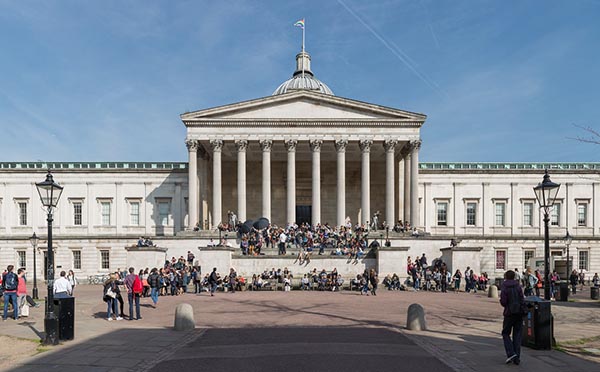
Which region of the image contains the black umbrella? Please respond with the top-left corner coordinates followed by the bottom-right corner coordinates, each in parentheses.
top-left (239, 220), bottom-right (253, 234)
top-left (253, 217), bottom-right (270, 230)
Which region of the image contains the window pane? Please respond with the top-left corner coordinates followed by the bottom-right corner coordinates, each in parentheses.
top-left (18, 251), bottom-right (26, 269)
top-left (524, 250), bottom-right (535, 270)
top-left (73, 250), bottom-right (81, 270)
top-left (101, 202), bottom-right (111, 225)
top-left (436, 202), bottom-right (447, 226)
top-left (100, 250), bottom-right (110, 270)
top-left (495, 250), bottom-right (506, 270)
top-left (551, 204), bottom-right (560, 226)
top-left (130, 202), bottom-right (140, 225)
top-left (18, 202), bottom-right (27, 226)
top-left (466, 203), bottom-right (476, 226)
top-left (577, 204), bottom-right (587, 226)
top-left (578, 250), bottom-right (588, 271)
top-left (73, 202), bottom-right (82, 226)
top-left (159, 202), bottom-right (170, 226)
top-left (523, 203), bottom-right (533, 226)
top-left (495, 203), bottom-right (505, 226)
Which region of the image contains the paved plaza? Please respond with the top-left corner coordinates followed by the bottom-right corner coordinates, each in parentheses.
top-left (1, 285), bottom-right (599, 371)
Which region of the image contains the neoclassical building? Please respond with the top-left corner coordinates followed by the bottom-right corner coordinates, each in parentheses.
top-left (0, 51), bottom-right (598, 280)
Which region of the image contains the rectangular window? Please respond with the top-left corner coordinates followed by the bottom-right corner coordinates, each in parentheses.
top-left (466, 202), bottom-right (477, 226)
top-left (551, 203), bottom-right (561, 226)
top-left (101, 202), bottom-right (111, 226)
top-left (158, 201), bottom-right (170, 226)
top-left (495, 202), bottom-right (506, 226)
top-left (18, 202), bottom-right (27, 226)
top-left (577, 204), bottom-right (587, 227)
top-left (495, 250), bottom-right (507, 270)
top-left (17, 251), bottom-right (26, 269)
top-left (523, 249), bottom-right (535, 270)
top-left (73, 202), bottom-right (82, 226)
top-left (523, 202), bottom-right (533, 227)
top-left (578, 250), bottom-right (589, 271)
top-left (100, 250), bottom-right (110, 270)
top-left (436, 202), bottom-right (448, 226)
top-left (73, 250), bottom-right (81, 270)
top-left (130, 201), bottom-right (140, 226)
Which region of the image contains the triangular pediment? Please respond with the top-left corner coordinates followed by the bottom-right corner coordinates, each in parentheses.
top-left (181, 91), bottom-right (426, 122)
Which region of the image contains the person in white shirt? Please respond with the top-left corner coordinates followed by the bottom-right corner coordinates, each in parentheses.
top-left (53, 271), bottom-right (73, 298)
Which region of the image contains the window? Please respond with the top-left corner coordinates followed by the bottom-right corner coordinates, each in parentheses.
top-left (551, 203), bottom-right (561, 226)
top-left (130, 201), bottom-right (140, 226)
top-left (495, 202), bottom-right (506, 226)
top-left (18, 202), bottom-right (27, 226)
top-left (73, 202), bottom-right (82, 226)
top-left (577, 203), bottom-right (587, 227)
top-left (523, 250), bottom-right (535, 270)
top-left (578, 250), bottom-right (589, 271)
top-left (73, 250), bottom-right (81, 270)
top-left (101, 202), bottom-right (111, 226)
top-left (523, 202), bottom-right (533, 227)
top-left (495, 250), bottom-right (507, 270)
top-left (17, 251), bottom-right (26, 269)
top-left (436, 202), bottom-right (448, 226)
top-left (100, 250), bottom-right (110, 270)
top-left (466, 202), bottom-right (477, 226)
top-left (158, 201), bottom-right (170, 226)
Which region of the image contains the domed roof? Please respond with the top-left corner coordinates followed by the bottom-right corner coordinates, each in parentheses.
top-left (273, 51), bottom-right (334, 96)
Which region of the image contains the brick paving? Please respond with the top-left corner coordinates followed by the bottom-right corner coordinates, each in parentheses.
top-left (2, 285), bottom-right (599, 371)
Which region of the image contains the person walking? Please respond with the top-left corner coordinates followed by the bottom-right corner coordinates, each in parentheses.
top-left (147, 268), bottom-right (160, 307)
top-left (124, 267), bottom-right (142, 320)
top-left (569, 270), bottom-right (579, 294)
top-left (53, 271), bottom-right (73, 298)
top-left (67, 270), bottom-right (77, 296)
top-left (3, 265), bottom-right (19, 321)
top-left (16, 268), bottom-right (39, 318)
top-left (500, 270), bottom-right (525, 365)
top-left (209, 268), bottom-right (219, 296)
top-left (369, 269), bottom-right (379, 296)
top-left (228, 268), bottom-right (237, 293)
top-left (452, 269), bottom-right (462, 293)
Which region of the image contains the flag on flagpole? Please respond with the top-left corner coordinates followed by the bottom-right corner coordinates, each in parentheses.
top-left (294, 19), bottom-right (305, 29)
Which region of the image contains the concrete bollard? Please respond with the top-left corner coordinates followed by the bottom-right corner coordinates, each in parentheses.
top-left (406, 303), bottom-right (427, 331)
top-left (174, 303), bottom-right (195, 331)
top-left (488, 285), bottom-right (499, 299)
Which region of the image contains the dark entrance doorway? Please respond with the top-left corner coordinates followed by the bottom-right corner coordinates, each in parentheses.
top-left (296, 206), bottom-right (311, 225)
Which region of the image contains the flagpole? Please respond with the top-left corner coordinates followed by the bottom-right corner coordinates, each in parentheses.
top-left (302, 19), bottom-right (305, 79)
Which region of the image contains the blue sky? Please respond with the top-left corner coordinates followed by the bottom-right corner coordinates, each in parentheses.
top-left (1, 0), bottom-right (599, 162)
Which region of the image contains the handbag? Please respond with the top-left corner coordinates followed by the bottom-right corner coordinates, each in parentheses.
top-left (105, 286), bottom-right (117, 299)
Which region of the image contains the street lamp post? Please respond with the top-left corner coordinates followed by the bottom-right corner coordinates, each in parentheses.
top-left (29, 232), bottom-right (40, 300)
top-left (533, 170), bottom-right (561, 300)
top-left (35, 170), bottom-right (64, 346)
top-left (563, 230), bottom-right (573, 278)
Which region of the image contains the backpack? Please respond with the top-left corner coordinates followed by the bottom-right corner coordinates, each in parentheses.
top-left (133, 275), bottom-right (143, 294)
top-left (3, 272), bottom-right (17, 291)
top-left (508, 286), bottom-right (527, 316)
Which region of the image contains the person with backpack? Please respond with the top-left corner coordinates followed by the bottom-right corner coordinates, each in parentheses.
top-left (524, 267), bottom-right (537, 297)
top-left (2, 265), bottom-right (19, 321)
top-left (124, 267), bottom-right (142, 320)
top-left (208, 268), bottom-right (219, 296)
top-left (147, 268), bottom-right (160, 307)
top-left (500, 270), bottom-right (526, 365)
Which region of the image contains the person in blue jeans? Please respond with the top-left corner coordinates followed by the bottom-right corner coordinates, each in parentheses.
top-left (2, 265), bottom-right (19, 320)
top-left (147, 268), bottom-right (160, 307)
top-left (500, 270), bottom-right (525, 365)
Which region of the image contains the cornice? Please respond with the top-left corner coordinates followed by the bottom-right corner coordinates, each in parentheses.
top-left (183, 119), bottom-right (424, 128)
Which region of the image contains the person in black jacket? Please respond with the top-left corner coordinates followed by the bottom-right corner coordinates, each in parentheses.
top-left (208, 268), bottom-right (219, 296)
top-left (147, 268), bottom-right (160, 307)
top-left (103, 273), bottom-right (122, 321)
top-left (499, 270), bottom-right (525, 365)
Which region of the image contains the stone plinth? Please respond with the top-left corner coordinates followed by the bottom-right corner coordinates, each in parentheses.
top-left (406, 303), bottom-right (427, 331)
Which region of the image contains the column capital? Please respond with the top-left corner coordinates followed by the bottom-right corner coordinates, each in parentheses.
top-left (285, 139), bottom-right (298, 152)
top-left (334, 139), bottom-right (348, 152)
top-left (185, 139), bottom-right (199, 151)
top-left (209, 139), bottom-right (224, 152)
top-left (410, 139), bottom-right (422, 152)
top-left (383, 139), bottom-right (398, 153)
top-left (235, 139), bottom-right (249, 152)
top-left (309, 139), bottom-right (323, 152)
top-left (259, 139), bottom-right (273, 152)
top-left (400, 143), bottom-right (413, 157)
top-left (359, 139), bottom-right (373, 153)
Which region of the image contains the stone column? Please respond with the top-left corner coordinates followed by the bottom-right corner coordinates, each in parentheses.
top-left (384, 139), bottom-right (397, 229)
top-left (260, 140), bottom-right (273, 220)
top-left (285, 140), bottom-right (298, 225)
top-left (410, 140), bottom-right (421, 228)
top-left (235, 140), bottom-right (248, 222)
top-left (310, 139), bottom-right (323, 226)
top-left (359, 139), bottom-right (373, 226)
top-left (185, 139), bottom-right (199, 229)
top-left (403, 145), bottom-right (412, 224)
top-left (335, 139), bottom-right (348, 227)
top-left (210, 139), bottom-right (223, 229)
